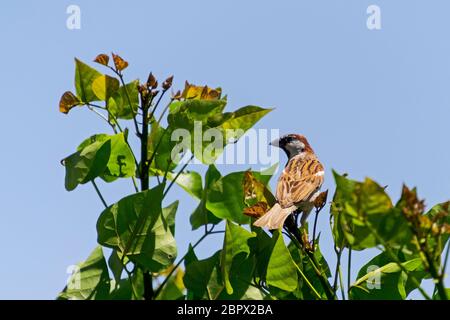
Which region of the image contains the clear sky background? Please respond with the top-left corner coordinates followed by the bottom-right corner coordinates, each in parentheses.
top-left (1, 0), bottom-right (449, 299)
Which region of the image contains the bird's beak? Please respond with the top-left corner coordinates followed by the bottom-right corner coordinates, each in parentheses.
top-left (270, 138), bottom-right (280, 147)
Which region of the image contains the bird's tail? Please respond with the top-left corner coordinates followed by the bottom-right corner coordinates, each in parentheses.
top-left (253, 203), bottom-right (297, 230)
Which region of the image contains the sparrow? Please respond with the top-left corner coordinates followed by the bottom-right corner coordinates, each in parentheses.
top-left (253, 134), bottom-right (324, 230)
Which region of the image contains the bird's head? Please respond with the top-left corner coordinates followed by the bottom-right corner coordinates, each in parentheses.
top-left (270, 134), bottom-right (314, 159)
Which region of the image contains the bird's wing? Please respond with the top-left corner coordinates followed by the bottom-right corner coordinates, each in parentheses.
top-left (276, 157), bottom-right (324, 208)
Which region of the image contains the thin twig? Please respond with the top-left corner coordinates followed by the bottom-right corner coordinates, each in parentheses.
top-left (88, 102), bottom-right (123, 133)
top-left (294, 262), bottom-right (322, 300)
top-left (333, 245), bottom-right (343, 296)
top-left (146, 129), bottom-right (167, 169)
top-left (87, 105), bottom-right (117, 133)
top-left (131, 176), bottom-right (139, 193)
top-left (109, 66), bottom-right (141, 136)
top-left (312, 209), bottom-right (320, 247)
top-left (148, 89), bottom-right (168, 123)
top-left (156, 98), bottom-right (174, 124)
top-left (442, 242), bottom-right (450, 275)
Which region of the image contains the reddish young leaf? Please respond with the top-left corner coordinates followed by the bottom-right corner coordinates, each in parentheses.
top-left (112, 53), bottom-right (129, 71)
top-left (181, 81), bottom-right (221, 100)
top-left (94, 54), bottom-right (110, 66)
top-left (59, 91), bottom-right (81, 114)
top-left (243, 202), bottom-right (269, 219)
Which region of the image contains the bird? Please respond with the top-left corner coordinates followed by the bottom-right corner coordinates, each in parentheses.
top-left (253, 134), bottom-right (324, 230)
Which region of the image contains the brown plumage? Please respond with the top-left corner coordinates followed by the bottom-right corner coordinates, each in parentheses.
top-left (253, 134), bottom-right (324, 230)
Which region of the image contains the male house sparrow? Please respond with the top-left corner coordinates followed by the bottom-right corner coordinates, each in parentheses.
top-left (253, 134), bottom-right (324, 230)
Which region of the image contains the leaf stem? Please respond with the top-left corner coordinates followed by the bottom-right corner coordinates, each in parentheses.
top-left (109, 67), bottom-right (141, 136)
top-left (146, 127), bottom-right (167, 169)
top-left (91, 180), bottom-right (108, 208)
top-left (338, 265), bottom-right (346, 300)
top-left (87, 105), bottom-right (117, 133)
top-left (131, 176), bottom-right (139, 193)
top-left (333, 245), bottom-right (343, 296)
top-left (294, 262), bottom-right (322, 300)
top-left (423, 248), bottom-right (448, 300)
top-left (347, 247), bottom-right (352, 296)
top-left (312, 209), bottom-right (320, 247)
top-left (156, 98), bottom-right (174, 124)
top-left (148, 89), bottom-right (167, 123)
top-left (88, 103), bottom-right (140, 193)
top-left (163, 154), bottom-right (194, 198)
top-left (442, 242), bottom-right (450, 275)
top-left (123, 265), bottom-right (140, 299)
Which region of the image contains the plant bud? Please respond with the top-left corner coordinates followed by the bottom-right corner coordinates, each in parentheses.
top-left (138, 84), bottom-right (146, 93)
top-left (147, 72), bottom-right (157, 89)
top-left (172, 90), bottom-right (182, 100)
top-left (314, 190), bottom-right (328, 210)
top-left (162, 75), bottom-right (174, 90)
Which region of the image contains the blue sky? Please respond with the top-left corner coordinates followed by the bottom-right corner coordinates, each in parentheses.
top-left (1, 0), bottom-right (449, 299)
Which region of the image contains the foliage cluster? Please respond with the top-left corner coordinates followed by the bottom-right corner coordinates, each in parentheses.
top-left (58, 54), bottom-right (449, 300)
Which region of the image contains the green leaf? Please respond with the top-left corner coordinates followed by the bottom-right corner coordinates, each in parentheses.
top-left (96, 185), bottom-right (177, 273)
top-left (169, 99), bottom-right (226, 120)
top-left (349, 252), bottom-right (424, 300)
top-left (206, 169), bottom-right (274, 225)
top-left (206, 171), bottom-right (250, 224)
top-left (108, 80), bottom-right (139, 120)
top-left (425, 201), bottom-right (450, 255)
top-left (190, 165), bottom-right (222, 230)
top-left (59, 91), bottom-right (82, 114)
top-left (108, 250), bottom-right (124, 284)
top-left (221, 221), bottom-right (256, 294)
top-left (168, 99), bottom-right (227, 164)
top-left (250, 227), bottom-right (274, 279)
top-left (433, 288), bottom-right (450, 300)
top-left (331, 171), bottom-right (410, 250)
top-left (64, 133), bottom-right (136, 190)
top-left (220, 106), bottom-right (273, 141)
top-left (156, 268), bottom-right (185, 300)
top-left (287, 240), bottom-right (332, 299)
top-left (58, 246), bottom-right (110, 300)
top-left (265, 231), bottom-right (298, 292)
top-left (64, 137), bottom-right (111, 191)
top-left (109, 268), bottom-right (144, 300)
top-left (92, 74), bottom-right (120, 101)
top-left (74, 58), bottom-right (102, 103)
top-left (148, 122), bottom-right (179, 173)
top-left (169, 171), bottom-right (203, 199)
top-left (162, 200), bottom-right (179, 236)
top-left (167, 99), bottom-right (271, 164)
top-left (100, 132), bottom-right (136, 182)
top-left (217, 254), bottom-right (266, 300)
top-left (183, 251), bottom-right (224, 299)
